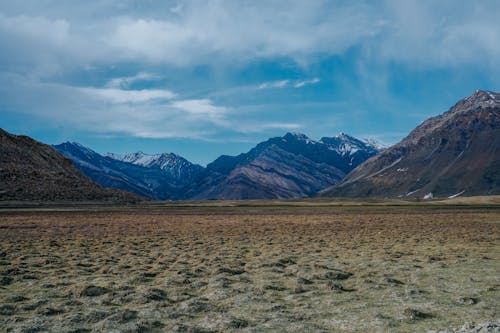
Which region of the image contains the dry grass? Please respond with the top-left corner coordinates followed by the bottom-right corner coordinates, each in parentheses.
top-left (0, 206), bottom-right (499, 332)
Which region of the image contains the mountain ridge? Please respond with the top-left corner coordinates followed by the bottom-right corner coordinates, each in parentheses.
top-left (54, 132), bottom-right (381, 200)
top-left (184, 132), bottom-right (381, 199)
top-left (106, 151), bottom-right (204, 184)
top-left (53, 142), bottom-right (188, 200)
top-left (320, 90), bottom-right (500, 199)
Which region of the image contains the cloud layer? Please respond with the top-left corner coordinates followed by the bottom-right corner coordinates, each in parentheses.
top-left (0, 0), bottom-right (499, 142)
top-left (1, 0), bottom-right (499, 73)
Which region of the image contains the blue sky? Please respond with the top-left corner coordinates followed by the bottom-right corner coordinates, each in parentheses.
top-left (0, 1), bottom-right (499, 165)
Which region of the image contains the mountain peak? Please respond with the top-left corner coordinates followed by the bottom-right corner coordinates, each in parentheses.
top-left (106, 150), bottom-right (203, 182)
top-left (54, 141), bottom-right (100, 159)
top-left (459, 90), bottom-right (499, 109)
top-left (319, 133), bottom-right (380, 157)
top-left (333, 132), bottom-right (355, 140)
top-left (284, 132), bottom-right (309, 140)
top-left (471, 89), bottom-right (498, 99)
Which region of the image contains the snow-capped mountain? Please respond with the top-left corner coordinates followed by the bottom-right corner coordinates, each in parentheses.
top-left (184, 132), bottom-right (382, 200)
top-left (106, 151), bottom-right (204, 184)
top-left (53, 142), bottom-right (187, 200)
top-left (320, 133), bottom-right (386, 155)
top-left (53, 132), bottom-right (383, 201)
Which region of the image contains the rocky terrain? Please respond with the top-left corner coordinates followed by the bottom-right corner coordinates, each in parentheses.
top-left (0, 129), bottom-right (137, 202)
top-left (321, 90), bottom-right (500, 199)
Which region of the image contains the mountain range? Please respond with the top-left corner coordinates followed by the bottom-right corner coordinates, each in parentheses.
top-left (2, 90), bottom-right (498, 202)
top-left (183, 132), bottom-right (381, 199)
top-left (52, 142), bottom-right (201, 200)
top-left (320, 90), bottom-right (500, 198)
top-left (53, 132), bottom-right (381, 200)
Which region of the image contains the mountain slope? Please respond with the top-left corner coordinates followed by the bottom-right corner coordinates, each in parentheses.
top-left (106, 151), bottom-right (204, 185)
top-left (53, 143), bottom-right (183, 200)
top-left (320, 90), bottom-right (500, 198)
top-left (0, 129), bottom-right (137, 202)
top-left (185, 132), bottom-right (381, 200)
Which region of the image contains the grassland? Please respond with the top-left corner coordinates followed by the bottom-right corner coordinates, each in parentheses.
top-left (0, 199), bottom-right (499, 332)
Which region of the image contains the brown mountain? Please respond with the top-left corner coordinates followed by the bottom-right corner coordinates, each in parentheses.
top-left (185, 132), bottom-right (381, 200)
top-left (320, 90), bottom-right (500, 199)
top-left (0, 129), bottom-right (138, 202)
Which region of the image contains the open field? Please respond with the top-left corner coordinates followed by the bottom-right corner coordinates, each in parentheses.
top-left (0, 202), bottom-right (499, 332)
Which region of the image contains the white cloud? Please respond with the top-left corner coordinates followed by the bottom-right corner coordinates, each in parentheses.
top-left (0, 1), bottom-right (499, 142)
top-left (0, 74), bottom-right (287, 139)
top-left (1, 1), bottom-right (499, 75)
top-left (293, 78), bottom-right (320, 88)
top-left (258, 80), bottom-right (290, 89)
top-left (171, 99), bottom-right (227, 116)
top-left (258, 78), bottom-right (320, 89)
top-left (373, 0), bottom-right (500, 68)
top-left (106, 72), bottom-right (160, 89)
top-left (80, 87), bottom-right (176, 104)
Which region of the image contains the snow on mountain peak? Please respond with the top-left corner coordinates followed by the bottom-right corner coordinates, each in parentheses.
top-left (106, 151), bottom-right (203, 181)
top-left (107, 151), bottom-right (179, 168)
top-left (361, 138), bottom-right (388, 150)
top-left (319, 133), bottom-right (382, 156)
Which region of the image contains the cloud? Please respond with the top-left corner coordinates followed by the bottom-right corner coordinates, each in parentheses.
top-left (258, 80), bottom-right (290, 89)
top-left (80, 87), bottom-right (176, 104)
top-left (0, 74), bottom-right (288, 139)
top-left (371, 0), bottom-right (500, 68)
top-left (171, 99), bottom-right (227, 116)
top-left (0, 1), bottom-right (499, 144)
top-left (258, 78), bottom-right (320, 89)
top-left (105, 72), bottom-right (160, 89)
top-left (1, 1), bottom-right (499, 76)
top-left (293, 78), bottom-right (320, 88)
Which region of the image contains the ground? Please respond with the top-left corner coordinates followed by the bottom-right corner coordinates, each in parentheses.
top-left (0, 200), bottom-right (499, 332)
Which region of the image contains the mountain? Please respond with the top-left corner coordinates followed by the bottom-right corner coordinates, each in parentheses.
top-left (53, 142), bottom-right (185, 200)
top-left (0, 129), bottom-right (137, 202)
top-left (106, 151), bottom-right (204, 185)
top-left (184, 132), bottom-right (382, 200)
top-left (320, 90), bottom-right (500, 199)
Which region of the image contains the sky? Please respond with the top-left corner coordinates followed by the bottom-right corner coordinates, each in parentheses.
top-left (0, 0), bottom-right (499, 165)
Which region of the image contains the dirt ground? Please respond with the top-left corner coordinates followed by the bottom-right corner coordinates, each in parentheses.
top-left (0, 206), bottom-right (499, 332)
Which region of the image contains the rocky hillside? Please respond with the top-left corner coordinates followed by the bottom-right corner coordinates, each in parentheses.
top-left (320, 90), bottom-right (500, 199)
top-left (185, 132), bottom-right (381, 200)
top-left (0, 129), bottom-right (137, 202)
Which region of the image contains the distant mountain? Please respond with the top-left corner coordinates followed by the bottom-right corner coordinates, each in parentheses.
top-left (184, 132), bottom-right (382, 200)
top-left (0, 129), bottom-right (137, 202)
top-left (320, 90), bottom-right (500, 199)
top-left (106, 151), bottom-right (204, 185)
top-left (53, 142), bottom-right (186, 200)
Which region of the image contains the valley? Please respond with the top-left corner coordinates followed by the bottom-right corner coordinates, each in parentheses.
top-left (0, 200), bottom-right (498, 332)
